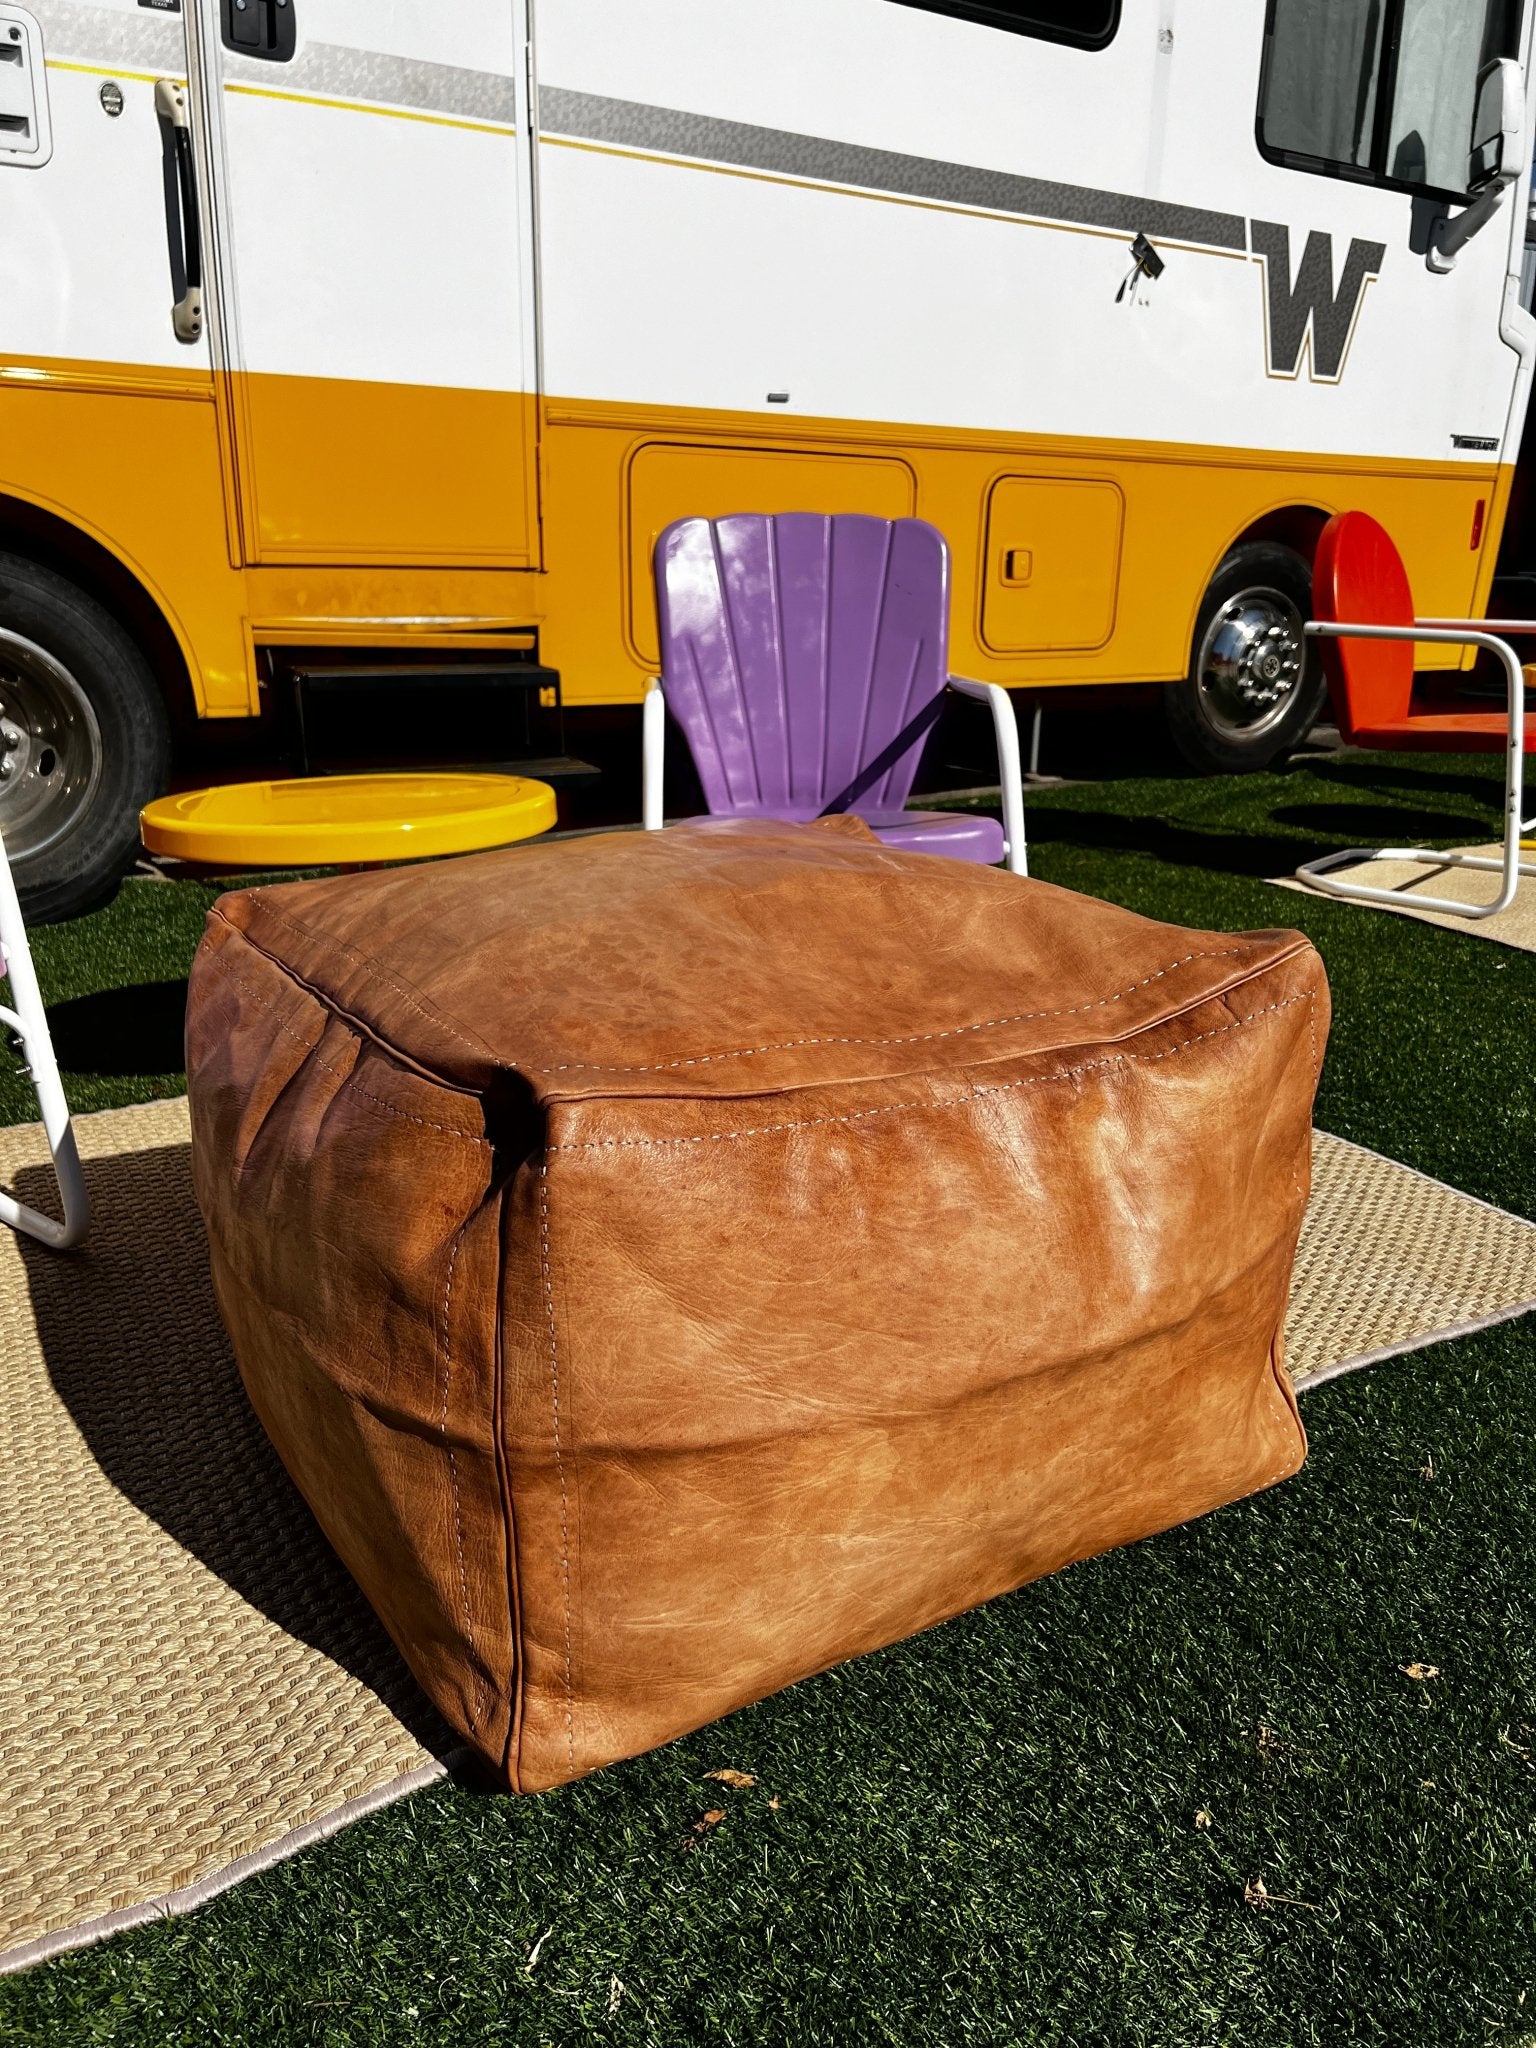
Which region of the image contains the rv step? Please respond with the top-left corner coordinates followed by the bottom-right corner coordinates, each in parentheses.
top-left (281, 659), bottom-right (565, 777)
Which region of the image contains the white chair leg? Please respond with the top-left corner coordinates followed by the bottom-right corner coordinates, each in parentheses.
top-left (642, 680), bottom-right (666, 831)
top-left (949, 676), bottom-right (1029, 876)
top-left (0, 831), bottom-right (88, 1248)
top-left (1295, 842), bottom-right (1536, 919)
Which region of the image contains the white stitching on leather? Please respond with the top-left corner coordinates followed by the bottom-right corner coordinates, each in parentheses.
top-left (1307, 983), bottom-right (1321, 1092)
top-left (539, 1164), bottom-right (578, 1772)
top-left (438, 1226), bottom-right (484, 1735)
top-left (533, 947), bottom-right (1251, 1074)
top-left (199, 945), bottom-right (490, 1146)
top-left (552, 992), bottom-right (1314, 1152)
top-left (1290, 987), bottom-right (1321, 1215)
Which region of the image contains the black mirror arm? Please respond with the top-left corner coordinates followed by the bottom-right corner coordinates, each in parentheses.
top-left (1427, 183), bottom-right (1507, 273)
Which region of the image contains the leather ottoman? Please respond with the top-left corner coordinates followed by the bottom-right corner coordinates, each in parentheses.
top-left (186, 816), bottom-right (1329, 1791)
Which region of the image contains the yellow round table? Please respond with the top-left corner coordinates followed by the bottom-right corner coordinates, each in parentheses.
top-left (140, 771), bottom-right (557, 867)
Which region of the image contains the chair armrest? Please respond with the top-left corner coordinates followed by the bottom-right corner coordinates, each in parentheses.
top-left (947, 676), bottom-right (1028, 876)
top-left (1417, 617), bottom-right (1536, 633)
top-left (642, 679), bottom-right (666, 831)
top-left (1304, 621), bottom-right (1527, 728)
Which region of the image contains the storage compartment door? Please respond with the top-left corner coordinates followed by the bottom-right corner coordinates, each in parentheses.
top-left (982, 477), bottom-right (1124, 654)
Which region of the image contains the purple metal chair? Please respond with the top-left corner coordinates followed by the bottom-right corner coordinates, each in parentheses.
top-left (643, 514), bottom-right (1027, 872)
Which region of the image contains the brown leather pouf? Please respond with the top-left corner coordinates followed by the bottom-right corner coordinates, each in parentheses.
top-left (186, 816), bottom-right (1329, 1792)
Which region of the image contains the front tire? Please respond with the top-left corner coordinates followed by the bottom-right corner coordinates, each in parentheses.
top-left (0, 553), bottom-right (171, 921)
top-left (1164, 542), bottom-right (1327, 774)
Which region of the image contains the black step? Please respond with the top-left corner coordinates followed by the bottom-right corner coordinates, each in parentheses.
top-left (291, 662), bottom-right (560, 694)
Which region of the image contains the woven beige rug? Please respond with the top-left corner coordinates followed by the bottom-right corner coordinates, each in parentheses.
top-left (3, 1102), bottom-right (1535, 1974)
top-left (1286, 1130), bottom-right (1536, 1387)
top-left (1274, 845), bottom-right (1536, 949)
top-left (0, 1098), bottom-right (456, 1977)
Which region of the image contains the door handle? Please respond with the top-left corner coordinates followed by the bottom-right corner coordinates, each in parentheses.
top-left (220, 0), bottom-right (296, 63)
top-left (154, 78), bottom-right (203, 344)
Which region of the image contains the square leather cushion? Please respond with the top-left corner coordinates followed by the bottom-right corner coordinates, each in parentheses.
top-left (186, 816), bottom-right (1329, 1791)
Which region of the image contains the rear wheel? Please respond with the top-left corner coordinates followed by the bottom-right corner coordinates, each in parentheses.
top-left (0, 553), bottom-right (170, 921)
top-left (1164, 542), bottom-right (1327, 774)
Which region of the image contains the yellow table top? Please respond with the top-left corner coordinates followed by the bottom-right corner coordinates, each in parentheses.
top-left (140, 771), bottom-right (557, 867)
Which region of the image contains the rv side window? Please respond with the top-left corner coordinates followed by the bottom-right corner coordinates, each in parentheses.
top-left (887, 0), bottom-right (1118, 54)
top-left (1259, 0), bottom-right (1522, 200)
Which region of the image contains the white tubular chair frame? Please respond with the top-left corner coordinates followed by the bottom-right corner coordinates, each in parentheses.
top-left (0, 830), bottom-right (88, 1248)
top-left (641, 676), bottom-right (1029, 877)
top-left (1297, 618), bottom-right (1536, 921)
top-left (642, 678), bottom-right (667, 833)
top-left (947, 676), bottom-right (1028, 875)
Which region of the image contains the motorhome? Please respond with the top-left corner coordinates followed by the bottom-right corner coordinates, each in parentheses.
top-left (2, 0), bottom-right (1532, 914)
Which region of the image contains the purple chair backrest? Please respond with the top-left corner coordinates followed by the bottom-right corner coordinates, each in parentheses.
top-left (654, 513), bottom-right (951, 815)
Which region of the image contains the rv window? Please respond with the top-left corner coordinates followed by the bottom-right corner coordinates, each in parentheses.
top-left (1259, 0), bottom-right (1522, 200)
top-left (887, 0), bottom-right (1118, 53)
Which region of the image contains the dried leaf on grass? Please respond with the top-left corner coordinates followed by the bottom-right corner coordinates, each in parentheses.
top-left (1194, 1810), bottom-right (1213, 1830)
top-left (524, 1928), bottom-right (553, 1973)
top-left (1401, 1663), bottom-right (1440, 1681)
top-left (1244, 1876), bottom-right (1320, 1912)
top-left (608, 1977), bottom-right (625, 2016)
top-left (681, 1808), bottom-right (728, 1851)
top-left (702, 1769), bottom-right (757, 1789)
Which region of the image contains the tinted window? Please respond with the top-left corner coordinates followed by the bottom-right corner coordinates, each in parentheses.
top-left (1259, 0), bottom-right (1521, 198)
top-left (888, 0), bottom-right (1119, 53)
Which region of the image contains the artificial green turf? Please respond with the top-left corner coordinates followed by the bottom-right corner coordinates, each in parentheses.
top-left (2, 747), bottom-right (1534, 2046)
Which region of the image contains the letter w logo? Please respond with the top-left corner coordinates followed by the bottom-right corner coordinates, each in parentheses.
top-left (1250, 222), bottom-right (1385, 382)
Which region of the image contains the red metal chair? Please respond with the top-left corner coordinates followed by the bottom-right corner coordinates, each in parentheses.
top-left (1297, 510), bottom-right (1536, 918)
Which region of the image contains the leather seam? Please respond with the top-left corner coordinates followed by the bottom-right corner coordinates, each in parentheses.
top-left (437, 1225), bottom-right (485, 1736)
top-left (531, 946), bottom-right (1254, 1074)
top-left (1289, 987), bottom-right (1320, 1214)
top-left (240, 897), bottom-right (507, 1070)
top-left (1308, 979), bottom-right (1321, 1092)
top-left (209, 908), bottom-right (488, 1103)
top-left (491, 1183), bottom-right (526, 1794)
top-left (538, 1163), bottom-right (578, 1774)
top-left (552, 991), bottom-right (1313, 1151)
top-left (198, 947), bottom-right (491, 1148)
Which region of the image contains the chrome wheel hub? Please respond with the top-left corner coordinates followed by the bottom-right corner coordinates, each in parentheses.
top-left (1195, 588), bottom-right (1307, 741)
top-left (0, 629), bottom-right (103, 861)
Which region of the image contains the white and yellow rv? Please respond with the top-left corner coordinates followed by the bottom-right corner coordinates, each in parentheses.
top-left (1, 0), bottom-right (1533, 913)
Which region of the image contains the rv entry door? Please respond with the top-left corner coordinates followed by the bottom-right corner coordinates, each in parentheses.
top-left (191, 0), bottom-right (539, 569)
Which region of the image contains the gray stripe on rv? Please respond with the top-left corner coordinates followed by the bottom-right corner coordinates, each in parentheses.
top-left (34, 5), bottom-right (517, 124)
top-left (32, 0), bottom-right (184, 72)
top-left (219, 44), bottom-right (517, 124)
top-left (539, 87), bottom-right (1248, 252)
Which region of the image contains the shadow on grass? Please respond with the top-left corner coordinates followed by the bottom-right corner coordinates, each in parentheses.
top-left (1267, 803), bottom-right (1491, 842)
top-left (1302, 757), bottom-right (1504, 804)
top-left (1023, 804), bottom-right (1487, 878)
top-left (14, 1142), bottom-right (454, 1758)
top-left (46, 979), bottom-right (190, 1078)
top-left (1024, 802), bottom-right (1441, 876)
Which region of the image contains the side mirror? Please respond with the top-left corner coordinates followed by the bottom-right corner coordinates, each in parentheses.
top-left (1468, 55), bottom-right (1524, 192)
